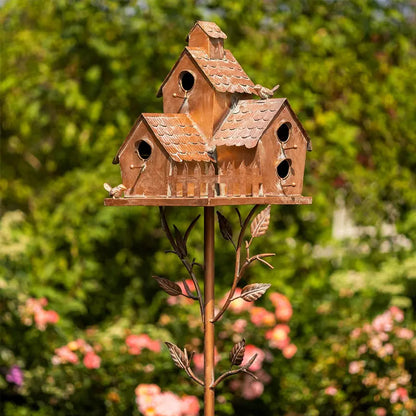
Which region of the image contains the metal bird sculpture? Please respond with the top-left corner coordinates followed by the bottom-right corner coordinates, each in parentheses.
top-left (104, 183), bottom-right (127, 198)
top-left (254, 83), bottom-right (280, 99)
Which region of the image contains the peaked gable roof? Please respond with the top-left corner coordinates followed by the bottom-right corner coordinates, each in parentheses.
top-left (113, 113), bottom-right (213, 164)
top-left (213, 98), bottom-right (312, 150)
top-left (144, 113), bottom-right (213, 162)
top-left (190, 21), bottom-right (227, 39)
top-left (157, 47), bottom-right (256, 97)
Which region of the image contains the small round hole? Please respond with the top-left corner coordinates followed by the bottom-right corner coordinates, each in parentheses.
top-left (136, 140), bottom-right (152, 160)
top-left (180, 71), bottom-right (195, 91)
top-left (277, 122), bottom-right (291, 142)
top-left (277, 159), bottom-right (291, 179)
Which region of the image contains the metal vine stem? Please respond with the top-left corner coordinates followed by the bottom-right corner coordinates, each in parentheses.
top-left (155, 205), bottom-right (275, 415)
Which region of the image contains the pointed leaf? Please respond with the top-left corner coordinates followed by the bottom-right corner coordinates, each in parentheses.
top-left (250, 205), bottom-right (271, 238)
top-left (217, 211), bottom-right (233, 243)
top-left (184, 215), bottom-right (200, 246)
top-left (241, 283), bottom-right (271, 302)
top-left (244, 353), bottom-right (258, 370)
top-left (153, 276), bottom-right (183, 296)
top-left (173, 225), bottom-right (187, 258)
top-left (165, 342), bottom-right (188, 369)
top-left (230, 339), bottom-right (245, 366)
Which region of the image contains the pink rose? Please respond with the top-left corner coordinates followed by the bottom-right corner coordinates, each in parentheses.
top-left (83, 352), bottom-right (101, 369)
top-left (348, 360), bottom-right (365, 375)
top-left (242, 380), bottom-right (264, 400)
top-left (180, 395), bottom-right (200, 415)
top-left (250, 307), bottom-right (276, 327)
top-left (266, 324), bottom-right (290, 349)
top-left (325, 386), bottom-right (338, 396)
top-left (282, 343), bottom-right (297, 359)
top-left (395, 327), bottom-right (414, 340)
top-left (270, 292), bottom-right (293, 322)
top-left (375, 408), bottom-right (387, 416)
top-left (389, 306), bottom-right (404, 322)
top-left (53, 345), bottom-right (79, 364)
top-left (390, 387), bottom-right (408, 403)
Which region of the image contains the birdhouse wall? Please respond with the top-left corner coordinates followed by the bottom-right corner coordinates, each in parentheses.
top-left (118, 122), bottom-right (170, 197)
top-left (216, 146), bottom-right (262, 197)
top-left (257, 105), bottom-right (307, 196)
top-left (161, 53), bottom-right (232, 139)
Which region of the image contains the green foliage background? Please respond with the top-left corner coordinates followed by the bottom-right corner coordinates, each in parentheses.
top-left (1, 0), bottom-right (415, 415)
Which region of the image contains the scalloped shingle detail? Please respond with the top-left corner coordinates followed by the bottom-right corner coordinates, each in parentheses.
top-left (186, 47), bottom-right (256, 95)
top-left (143, 113), bottom-right (213, 162)
top-left (213, 98), bottom-right (286, 148)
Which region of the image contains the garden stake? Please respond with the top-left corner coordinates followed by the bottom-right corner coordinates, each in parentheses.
top-left (104, 20), bottom-right (311, 415)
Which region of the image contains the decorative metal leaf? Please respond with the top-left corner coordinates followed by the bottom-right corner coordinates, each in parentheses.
top-left (217, 211), bottom-right (233, 243)
top-left (165, 342), bottom-right (188, 369)
top-left (184, 214), bottom-right (201, 246)
top-left (241, 283), bottom-right (271, 302)
top-left (173, 225), bottom-right (187, 258)
top-left (250, 205), bottom-right (271, 238)
top-left (153, 276), bottom-right (183, 296)
top-left (230, 339), bottom-right (245, 366)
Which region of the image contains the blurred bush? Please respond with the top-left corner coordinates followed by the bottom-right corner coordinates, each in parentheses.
top-left (1, 0), bottom-right (415, 415)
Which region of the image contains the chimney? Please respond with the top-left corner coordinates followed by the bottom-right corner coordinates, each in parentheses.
top-left (187, 21), bottom-right (226, 59)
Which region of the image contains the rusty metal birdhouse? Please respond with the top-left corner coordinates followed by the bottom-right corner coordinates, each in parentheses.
top-left (105, 21), bottom-right (312, 416)
top-left (107, 21), bottom-right (311, 207)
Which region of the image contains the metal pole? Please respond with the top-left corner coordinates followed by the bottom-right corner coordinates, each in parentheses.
top-left (204, 206), bottom-right (215, 416)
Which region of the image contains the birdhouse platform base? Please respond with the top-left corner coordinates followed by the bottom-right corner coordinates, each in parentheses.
top-left (104, 196), bottom-right (312, 207)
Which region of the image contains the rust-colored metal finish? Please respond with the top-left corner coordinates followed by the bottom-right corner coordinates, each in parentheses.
top-left (104, 20), bottom-right (313, 416)
top-left (203, 207), bottom-right (215, 416)
top-left (106, 20), bottom-right (311, 204)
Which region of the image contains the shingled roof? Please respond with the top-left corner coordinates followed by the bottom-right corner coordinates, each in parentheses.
top-left (157, 47), bottom-right (256, 97)
top-left (191, 21), bottom-right (227, 39)
top-left (143, 113), bottom-right (213, 162)
top-left (213, 98), bottom-right (286, 148)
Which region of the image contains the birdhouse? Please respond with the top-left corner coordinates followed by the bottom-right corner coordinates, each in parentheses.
top-left (108, 21), bottom-right (311, 207)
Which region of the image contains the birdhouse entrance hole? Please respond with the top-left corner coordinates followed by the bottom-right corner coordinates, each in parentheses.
top-left (277, 122), bottom-right (291, 142)
top-left (179, 71), bottom-right (195, 91)
top-left (277, 159), bottom-right (291, 179)
top-left (136, 140), bottom-right (152, 160)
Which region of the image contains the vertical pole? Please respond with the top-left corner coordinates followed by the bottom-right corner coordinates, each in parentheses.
top-left (204, 206), bottom-right (215, 416)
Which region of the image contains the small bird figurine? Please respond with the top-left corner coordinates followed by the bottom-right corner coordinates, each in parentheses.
top-left (104, 183), bottom-right (127, 198)
top-left (254, 83), bottom-right (280, 99)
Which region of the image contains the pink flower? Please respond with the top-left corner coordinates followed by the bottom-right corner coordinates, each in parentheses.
top-left (350, 328), bottom-right (362, 339)
top-left (270, 292), bottom-right (293, 322)
top-left (53, 346), bottom-right (79, 364)
top-left (126, 334), bottom-right (161, 355)
top-left (282, 343), bottom-right (297, 359)
top-left (389, 306), bottom-right (404, 322)
top-left (250, 307), bottom-right (276, 327)
top-left (153, 391), bottom-right (183, 416)
top-left (241, 345), bottom-right (265, 371)
top-left (348, 360), bottom-right (365, 375)
top-left (390, 387), bottom-right (409, 403)
top-left (325, 386), bottom-right (338, 396)
top-left (135, 383), bottom-right (161, 397)
top-left (372, 311), bottom-right (393, 332)
top-left (358, 344), bottom-right (368, 355)
top-left (180, 395), bottom-right (200, 415)
top-left (232, 319), bottom-right (247, 333)
top-left (265, 324), bottom-right (290, 349)
top-left (395, 327), bottom-right (414, 340)
top-left (242, 379), bottom-right (264, 400)
top-left (375, 408), bottom-right (387, 416)
top-left (83, 352), bottom-right (101, 369)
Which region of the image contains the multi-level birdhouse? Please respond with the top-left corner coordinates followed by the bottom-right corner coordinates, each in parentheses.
top-left (108, 21), bottom-right (311, 206)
